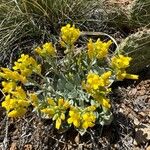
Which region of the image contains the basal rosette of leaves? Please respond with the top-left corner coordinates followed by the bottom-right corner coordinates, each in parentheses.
top-left (0, 24), bottom-right (138, 134)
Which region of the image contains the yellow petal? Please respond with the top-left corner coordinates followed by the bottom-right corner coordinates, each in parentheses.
top-left (60, 113), bottom-right (65, 120)
top-left (55, 118), bottom-right (61, 129)
top-left (67, 118), bottom-right (73, 124)
top-left (82, 122), bottom-right (89, 129)
top-left (125, 74), bottom-right (139, 80)
top-left (73, 120), bottom-right (80, 128)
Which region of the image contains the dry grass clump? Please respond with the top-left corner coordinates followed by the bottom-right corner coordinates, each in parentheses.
top-left (0, 0), bottom-right (101, 66)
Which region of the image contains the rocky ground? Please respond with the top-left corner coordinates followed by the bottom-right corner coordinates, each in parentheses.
top-left (0, 68), bottom-right (149, 150)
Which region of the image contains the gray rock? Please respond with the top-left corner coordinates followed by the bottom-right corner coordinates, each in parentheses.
top-left (117, 28), bottom-right (150, 73)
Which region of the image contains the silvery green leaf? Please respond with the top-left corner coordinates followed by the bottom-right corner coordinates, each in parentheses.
top-left (90, 100), bottom-right (96, 105)
top-left (55, 91), bottom-right (64, 97)
top-left (76, 128), bottom-right (87, 136)
top-left (24, 82), bottom-right (36, 86)
top-left (82, 59), bottom-right (87, 64)
top-left (99, 120), bottom-right (105, 126)
top-left (103, 114), bottom-right (113, 125)
top-left (57, 78), bottom-right (66, 91)
top-left (74, 74), bottom-right (81, 85)
top-left (32, 108), bottom-right (38, 113)
top-left (35, 90), bottom-right (44, 95)
top-left (69, 99), bottom-right (74, 105)
top-left (108, 78), bottom-right (114, 86)
top-left (46, 77), bottom-right (52, 83)
top-left (65, 82), bottom-right (74, 90)
top-left (95, 112), bottom-right (100, 119)
top-left (68, 90), bottom-right (78, 98)
top-left (91, 59), bottom-right (97, 66)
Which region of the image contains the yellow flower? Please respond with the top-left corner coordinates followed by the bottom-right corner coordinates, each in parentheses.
top-left (13, 54), bottom-right (41, 76)
top-left (67, 106), bottom-right (96, 129)
top-left (17, 100), bottom-right (29, 107)
top-left (85, 105), bottom-right (96, 111)
top-left (8, 108), bottom-right (27, 117)
top-left (116, 70), bottom-right (127, 80)
top-left (96, 39), bottom-right (112, 59)
top-left (87, 73), bottom-right (104, 90)
top-left (2, 85), bottom-right (29, 118)
top-left (43, 42), bottom-right (56, 56)
top-left (2, 93), bottom-right (29, 117)
top-left (87, 39), bottom-right (112, 60)
top-left (100, 71), bottom-right (112, 86)
top-left (125, 74), bottom-right (139, 80)
top-left (47, 98), bottom-right (56, 106)
top-left (116, 70), bottom-right (139, 81)
top-left (41, 98), bottom-right (69, 129)
top-left (60, 113), bottom-right (65, 120)
top-left (11, 86), bottom-right (26, 99)
top-left (2, 95), bottom-right (11, 111)
top-left (0, 68), bottom-right (27, 83)
top-left (28, 93), bottom-right (39, 107)
top-left (111, 55), bottom-right (132, 69)
top-left (2, 81), bottom-right (16, 93)
top-left (99, 97), bottom-right (111, 109)
top-left (58, 98), bottom-right (70, 109)
top-left (87, 39), bottom-right (97, 60)
top-left (53, 112), bottom-right (65, 129)
top-left (83, 72), bottom-right (111, 96)
top-left (34, 47), bottom-right (42, 54)
top-left (67, 107), bottom-right (81, 128)
top-left (41, 108), bottom-right (55, 116)
top-left (55, 118), bottom-right (62, 129)
top-left (58, 98), bottom-right (64, 106)
top-left (111, 55), bottom-right (138, 81)
top-left (60, 24), bottom-right (80, 47)
top-left (35, 42), bottom-right (56, 57)
top-left (81, 112), bottom-right (96, 129)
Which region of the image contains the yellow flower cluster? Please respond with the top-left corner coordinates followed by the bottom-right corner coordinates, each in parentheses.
top-left (0, 68), bottom-right (27, 84)
top-left (60, 24), bottom-right (80, 48)
top-left (94, 95), bottom-right (111, 109)
top-left (13, 54), bottom-right (41, 76)
top-left (2, 85), bottom-right (29, 117)
top-left (40, 97), bottom-right (97, 130)
top-left (2, 81), bottom-right (16, 93)
top-left (111, 54), bottom-right (131, 69)
top-left (82, 71), bottom-right (112, 109)
top-left (67, 106), bottom-right (96, 129)
top-left (0, 54), bottom-right (41, 117)
top-left (35, 42), bottom-right (56, 57)
top-left (87, 71), bottom-right (111, 90)
top-left (87, 39), bottom-right (112, 60)
top-left (41, 98), bottom-right (70, 129)
top-left (111, 55), bottom-right (139, 80)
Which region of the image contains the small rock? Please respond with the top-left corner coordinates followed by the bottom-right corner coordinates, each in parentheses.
top-left (75, 133), bottom-right (80, 144)
top-left (133, 118), bottom-right (140, 126)
top-left (139, 112), bottom-right (146, 117)
top-left (146, 145), bottom-right (150, 150)
top-left (138, 89), bottom-right (146, 96)
top-left (134, 124), bottom-right (150, 145)
top-left (10, 143), bottom-right (17, 150)
top-left (24, 144), bottom-right (33, 150)
top-left (128, 88), bottom-right (137, 95)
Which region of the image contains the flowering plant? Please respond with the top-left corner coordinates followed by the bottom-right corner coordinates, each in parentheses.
top-left (0, 24), bottom-right (138, 134)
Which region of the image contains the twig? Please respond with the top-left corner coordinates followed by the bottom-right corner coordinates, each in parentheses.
top-left (2, 116), bottom-right (9, 150)
top-left (49, 135), bottom-right (77, 147)
top-left (81, 31), bottom-right (119, 50)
